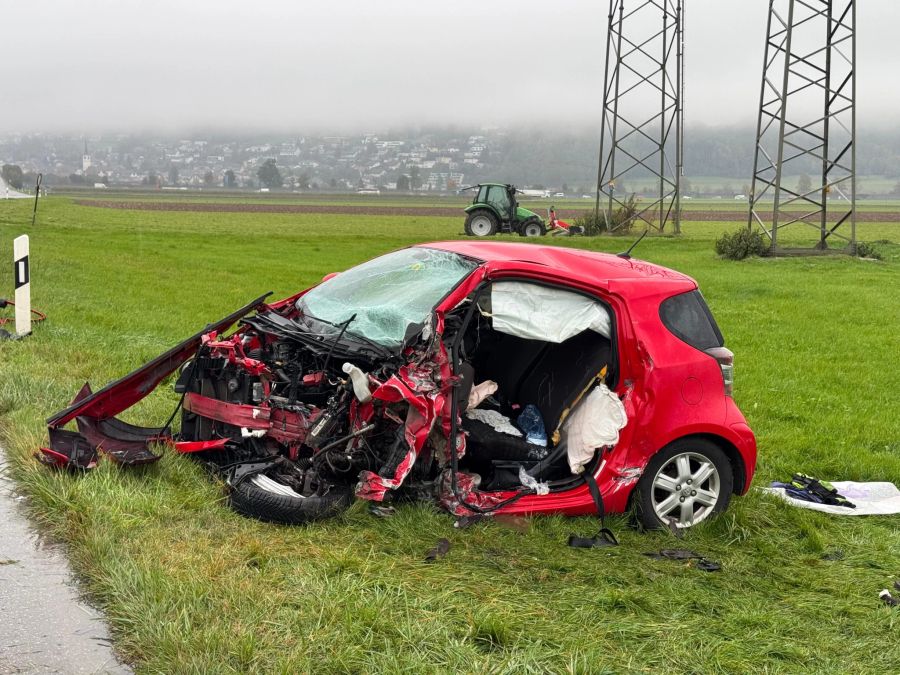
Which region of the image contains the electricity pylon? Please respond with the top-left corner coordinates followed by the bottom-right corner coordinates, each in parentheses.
top-left (748, 0), bottom-right (856, 253)
top-left (596, 0), bottom-right (684, 233)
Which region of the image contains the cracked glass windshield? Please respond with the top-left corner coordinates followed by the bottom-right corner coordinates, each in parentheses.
top-left (296, 247), bottom-right (479, 348)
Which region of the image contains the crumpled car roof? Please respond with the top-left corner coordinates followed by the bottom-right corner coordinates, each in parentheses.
top-left (419, 241), bottom-right (696, 291)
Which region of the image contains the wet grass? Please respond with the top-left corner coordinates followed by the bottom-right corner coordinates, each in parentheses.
top-left (1, 197), bottom-right (899, 673)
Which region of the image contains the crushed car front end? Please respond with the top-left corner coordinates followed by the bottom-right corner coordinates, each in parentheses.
top-left (43, 247), bottom-right (518, 522)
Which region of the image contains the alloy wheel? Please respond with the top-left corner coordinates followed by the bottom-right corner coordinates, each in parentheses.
top-left (650, 451), bottom-right (721, 528)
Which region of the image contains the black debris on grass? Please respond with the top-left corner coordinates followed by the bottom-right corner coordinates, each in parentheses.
top-left (644, 549), bottom-right (722, 572)
top-left (425, 538), bottom-right (451, 562)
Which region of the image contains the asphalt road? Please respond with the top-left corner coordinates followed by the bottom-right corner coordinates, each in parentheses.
top-left (0, 447), bottom-right (130, 674)
top-left (0, 176), bottom-right (30, 199)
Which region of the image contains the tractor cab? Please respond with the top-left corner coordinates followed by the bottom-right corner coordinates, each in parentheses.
top-left (461, 183), bottom-right (546, 237)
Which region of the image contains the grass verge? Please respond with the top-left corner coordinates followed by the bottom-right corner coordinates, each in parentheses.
top-left (1, 197), bottom-right (899, 673)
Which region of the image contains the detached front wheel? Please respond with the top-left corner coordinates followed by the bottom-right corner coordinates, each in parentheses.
top-left (230, 472), bottom-right (354, 525)
top-left (465, 210), bottom-right (499, 237)
top-left (634, 439), bottom-right (732, 530)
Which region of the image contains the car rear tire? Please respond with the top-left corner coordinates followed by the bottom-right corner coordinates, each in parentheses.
top-left (634, 438), bottom-right (732, 530)
top-left (230, 475), bottom-right (354, 525)
top-left (520, 220), bottom-right (546, 237)
top-left (465, 210), bottom-right (499, 237)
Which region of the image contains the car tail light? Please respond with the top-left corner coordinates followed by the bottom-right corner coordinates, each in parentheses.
top-left (706, 347), bottom-right (734, 396)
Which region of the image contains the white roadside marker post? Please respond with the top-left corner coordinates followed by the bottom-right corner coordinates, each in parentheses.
top-left (13, 235), bottom-right (30, 337)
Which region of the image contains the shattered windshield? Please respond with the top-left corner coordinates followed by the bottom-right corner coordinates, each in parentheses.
top-left (296, 247), bottom-right (479, 348)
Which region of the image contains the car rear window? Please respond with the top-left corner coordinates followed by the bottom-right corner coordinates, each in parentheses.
top-left (659, 290), bottom-right (724, 350)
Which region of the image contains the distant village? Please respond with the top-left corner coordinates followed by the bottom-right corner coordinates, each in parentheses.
top-left (7, 128), bottom-right (898, 199)
top-left (0, 131), bottom-right (539, 194)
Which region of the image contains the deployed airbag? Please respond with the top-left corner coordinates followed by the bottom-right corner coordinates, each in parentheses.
top-left (490, 282), bottom-right (611, 343)
top-left (562, 384), bottom-right (627, 474)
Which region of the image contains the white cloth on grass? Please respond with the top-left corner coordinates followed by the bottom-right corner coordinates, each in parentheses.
top-left (763, 481), bottom-right (900, 515)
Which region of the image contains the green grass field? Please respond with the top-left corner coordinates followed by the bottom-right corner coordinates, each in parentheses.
top-left (1, 197), bottom-right (899, 673)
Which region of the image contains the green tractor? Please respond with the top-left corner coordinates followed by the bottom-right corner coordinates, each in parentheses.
top-left (460, 183), bottom-right (546, 237)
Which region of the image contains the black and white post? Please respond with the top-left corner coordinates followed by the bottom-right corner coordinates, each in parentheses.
top-left (13, 235), bottom-right (30, 336)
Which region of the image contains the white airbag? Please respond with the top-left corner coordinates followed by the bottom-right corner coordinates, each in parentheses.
top-left (490, 281), bottom-right (611, 343)
top-left (562, 384), bottom-right (627, 474)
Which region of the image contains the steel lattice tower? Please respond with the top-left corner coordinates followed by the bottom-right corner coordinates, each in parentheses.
top-left (748, 0), bottom-right (856, 253)
top-left (596, 0), bottom-right (683, 233)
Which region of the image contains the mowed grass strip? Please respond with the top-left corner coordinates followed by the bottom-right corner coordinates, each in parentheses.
top-left (1, 197), bottom-right (899, 673)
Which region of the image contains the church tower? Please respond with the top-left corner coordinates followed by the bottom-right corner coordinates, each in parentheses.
top-left (82, 139), bottom-right (92, 172)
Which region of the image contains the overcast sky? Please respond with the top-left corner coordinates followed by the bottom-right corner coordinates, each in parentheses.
top-left (1, 0), bottom-right (898, 134)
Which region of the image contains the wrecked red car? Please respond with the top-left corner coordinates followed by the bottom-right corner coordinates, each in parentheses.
top-left (41, 241), bottom-right (756, 532)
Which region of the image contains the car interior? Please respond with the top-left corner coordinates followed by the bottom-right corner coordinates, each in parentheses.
top-left (446, 280), bottom-right (617, 491)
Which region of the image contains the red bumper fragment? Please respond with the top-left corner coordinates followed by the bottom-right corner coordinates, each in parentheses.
top-left (41, 294), bottom-right (271, 470)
